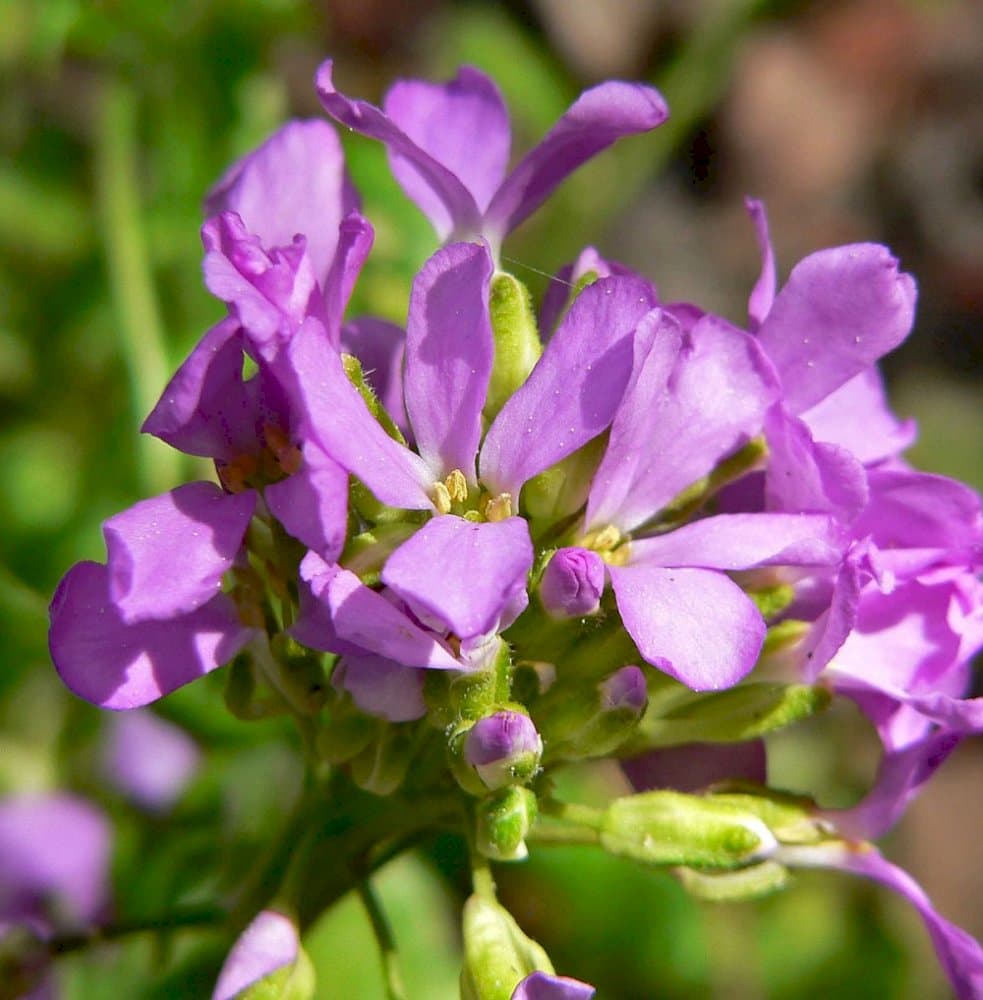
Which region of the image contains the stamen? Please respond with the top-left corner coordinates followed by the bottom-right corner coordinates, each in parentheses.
top-left (433, 481), bottom-right (453, 514)
top-left (582, 524), bottom-right (623, 552)
top-left (483, 493), bottom-right (513, 522)
top-left (445, 469), bottom-right (469, 504)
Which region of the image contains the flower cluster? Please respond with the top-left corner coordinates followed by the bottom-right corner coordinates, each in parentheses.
top-left (45, 59), bottom-right (983, 998)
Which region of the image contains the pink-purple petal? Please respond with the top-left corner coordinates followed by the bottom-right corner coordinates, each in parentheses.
top-left (756, 244), bottom-right (917, 414)
top-left (800, 368), bottom-right (916, 463)
top-left (384, 68), bottom-right (510, 218)
top-left (307, 565), bottom-right (461, 670)
top-left (381, 516), bottom-right (533, 640)
top-left (480, 275), bottom-right (656, 499)
top-left (333, 654), bottom-right (427, 722)
top-left (609, 563), bottom-right (765, 691)
top-left (744, 197), bottom-right (776, 331)
top-left (285, 318), bottom-right (434, 510)
top-left (824, 731), bottom-right (961, 841)
top-left (141, 319), bottom-right (259, 462)
top-left (104, 483), bottom-right (256, 624)
top-left (264, 442), bottom-right (349, 562)
top-left (321, 212), bottom-right (374, 346)
top-left (204, 119), bottom-right (358, 288)
top-left (404, 242), bottom-right (494, 481)
top-left (763, 406), bottom-right (869, 520)
top-left (316, 60), bottom-right (482, 241)
top-left (49, 562), bottom-right (253, 709)
top-left (629, 513), bottom-right (843, 571)
top-left (587, 312), bottom-right (779, 532)
top-left (484, 80), bottom-right (669, 245)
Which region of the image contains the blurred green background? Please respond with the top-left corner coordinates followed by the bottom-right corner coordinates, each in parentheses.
top-left (1, 0), bottom-right (980, 996)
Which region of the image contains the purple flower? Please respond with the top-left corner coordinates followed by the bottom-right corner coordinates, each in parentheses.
top-left (316, 61), bottom-right (668, 251)
top-left (511, 970), bottom-right (595, 1000)
top-left (102, 711), bottom-right (200, 812)
top-left (791, 467), bottom-right (983, 747)
top-left (0, 794), bottom-right (111, 931)
top-left (577, 307), bottom-right (844, 689)
top-left (464, 711), bottom-right (543, 790)
top-left (49, 483), bottom-right (258, 709)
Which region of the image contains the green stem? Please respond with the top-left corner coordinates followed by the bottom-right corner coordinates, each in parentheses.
top-left (48, 904), bottom-right (226, 956)
top-left (527, 822), bottom-right (601, 846)
top-left (357, 880), bottom-right (408, 1000)
top-left (94, 77), bottom-right (180, 495)
top-left (538, 799), bottom-right (604, 831)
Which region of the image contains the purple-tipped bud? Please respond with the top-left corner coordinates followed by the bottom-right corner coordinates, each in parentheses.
top-left (464, 711), bottom-right (543, 790)
top-left (599, 666), bottom-right (647, 713)
top-left (213, 909), bottom-right (313, 1000)
top-left (540, 548), bottom-right (605, 619)
top-left (512, 970), bottom-right (596, 999)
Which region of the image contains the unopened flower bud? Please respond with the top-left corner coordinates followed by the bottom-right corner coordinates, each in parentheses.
top-left (213, 909), bottom-right (315, 1000)
top-left (539, 666), bottom-right (648, 761)
top-left (464, 711), bottom-right (543, 791)
top-left (540, 548), bottom-right (605, 619)
top-left (460, 894), bottom-right (553, 1000)
top-left (476, 786), bottom-right (538, 861)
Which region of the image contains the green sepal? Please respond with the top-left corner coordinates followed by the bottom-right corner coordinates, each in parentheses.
top-left (235, 945), bottom-right (316, 1000)
top-left (747, 583), bottom-right (796, 619)
top-left (224, 653), bottom-right (289, 721)
top-left (476, 786), bottom-right (538, 861)
top-left (349, 722), bottom-right (416, 796)
top-left (460, 894), bottom-right (554, 1000)
top-left (341, 353), bottom-right (406, 444)
top-left (631, 682), bottom-right (831, 749)
top-left (272, 649), bottom-right (329, 716)
top-left (522, 434), bottom-right (607, 526)
top-left (676, 860), bottom-right (790, 902)
top-left (484, 272), bottom-right (542, 421)
top-left (761, 618), bottom-right (811, 656)
top-left (707, 787), bottom-right (825, 845)
top-left (316, 709), bottom-right (378, 765)
top-left (425, 642), bottom-right (512, 728)
top-left (600, 791), bottom-right (772, 869)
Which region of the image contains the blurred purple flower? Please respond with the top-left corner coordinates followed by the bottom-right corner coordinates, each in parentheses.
top-left (103, 711), bottom-right (200, 812)
top-left (0, 794), bottom-right (111, 931)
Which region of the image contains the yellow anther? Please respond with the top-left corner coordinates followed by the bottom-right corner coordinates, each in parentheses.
top-left (445, 469), bottom-right (469, 504)
top-left (482, 492), bottom-right (513, 522)
top-left (581, 524), bottom-right (623, 552)
top-left (432, 481), bottom-right (453, 514)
